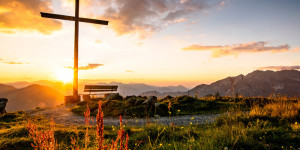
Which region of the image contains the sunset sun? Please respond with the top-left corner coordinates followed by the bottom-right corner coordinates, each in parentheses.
top-left (55, 68), bottom-right (73, 83)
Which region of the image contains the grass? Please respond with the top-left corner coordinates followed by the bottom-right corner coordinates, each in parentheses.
top-left (0, 96), bottom-right (299, 149)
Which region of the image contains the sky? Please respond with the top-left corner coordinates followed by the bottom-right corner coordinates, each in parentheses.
top-left (0, 0), bottom-right (300, 88)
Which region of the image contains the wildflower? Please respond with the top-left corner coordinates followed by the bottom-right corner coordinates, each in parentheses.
top-left (259, 137), bottom-right (262, 140)
top-left (84, 104), bottom-right (91, 149)
top-left (177, 109), bottom-right (180, 112)
top-left (191, 117), bottom-right (194, 120)
top-left (125, 133), bottom-right (129, 150)
top-left (181, 127), bottom-right (184, 129)
top-left (190, 122), bottom-right (193, 125)
top-left (159, 143), bottom-right (163, 147)
top-left (27, 118), bottom-right (56, 150)
top-left (96, 101), bottom-right (105, 150)
top-left (168, 101), bottom-right (171, 111)
top-left (295, 122), bottom-right (298, 125)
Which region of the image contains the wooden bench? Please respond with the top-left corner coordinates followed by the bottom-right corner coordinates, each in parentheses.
top-left (83, 85), bottom-right (118, 101)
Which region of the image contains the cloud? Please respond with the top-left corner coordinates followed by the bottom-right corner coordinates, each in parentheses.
top-left (0, 0), bottom-right (62, 34)
top-left (0, 58), bottom-right (29, 64)
top-left (182, 41), bottom-right (291, 57)
top-left (126, 70), bottom-right (134, 73)
top-left (95, 40), bottom-right (102, 43)
top-left (65, 64), bottom-right (103, 70)
top-left (61, 0), bottom-right (215, 37)
top-left (136, 42), bottom-right (143, 46)
top-left (258, 65), bottom-right (300, 71)
top-left (3, 62), bottom-right (25, 64)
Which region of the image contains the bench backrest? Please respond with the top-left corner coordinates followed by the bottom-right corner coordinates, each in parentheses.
top-left (84, 85), bottom-right (118, 92)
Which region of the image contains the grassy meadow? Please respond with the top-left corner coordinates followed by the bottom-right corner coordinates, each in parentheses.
top-left (0, 96), bottom-right (299, 150)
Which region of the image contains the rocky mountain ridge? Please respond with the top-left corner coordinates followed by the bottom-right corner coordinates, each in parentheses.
top-left (141, 70), bottom-right (300, 98)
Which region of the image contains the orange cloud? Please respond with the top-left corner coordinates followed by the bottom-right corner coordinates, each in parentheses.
top-left (95, 40), bottom-right (102, 43)
top-left (126, 70), bottom-right (134, 73)
top-left (3, 62), bottom-right (24, 64)
top-left (0, 58), bottom-right (29, 64)
top-left (65, 64), bottom-right (103, 70)
top-left (182, 41), bottom-right (291, 57)
top-left (0, 0), bottom-right (62, 34)
top-left (258, 65), bottom-right (300, 71)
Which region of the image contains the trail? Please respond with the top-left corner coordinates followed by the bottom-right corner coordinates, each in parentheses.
top-left (28, 104), bottom-right (221, 126)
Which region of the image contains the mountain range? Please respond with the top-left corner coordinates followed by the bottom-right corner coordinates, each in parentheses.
top-left (141, 70), bottom-right (300, 98)
top-left (99, 82), bottom-right (188, 96)
top-left (1, 70), bottom-right (299, 111)
top-left (4, 81), bottom-right (189, 97)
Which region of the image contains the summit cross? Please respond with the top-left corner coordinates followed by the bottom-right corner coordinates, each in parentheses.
top-left (40, 0), bottom-right (109, 101)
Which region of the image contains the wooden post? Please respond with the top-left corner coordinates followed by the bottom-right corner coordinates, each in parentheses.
top-left (73, 0), bottom-right (79, 101)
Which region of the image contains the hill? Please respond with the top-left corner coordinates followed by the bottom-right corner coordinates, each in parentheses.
top-left (141, 70), bottom-right (300, 98)
top-left (0, 84), bottom-right (64, 111)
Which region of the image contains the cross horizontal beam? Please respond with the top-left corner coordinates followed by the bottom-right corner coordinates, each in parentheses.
top-left (40, 12), bottom-right (109, 25)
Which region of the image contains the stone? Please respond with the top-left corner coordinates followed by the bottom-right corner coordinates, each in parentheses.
top-left (126, 97), bottom-right (137, 105)
top-left (162, 95), bottom-right (173, 101)
top-left (0, 98), bottom-right (8, 114)
top-left (124, 95), bottom-right (136, 100)
top-left (135, 99), bottom-right (145, 105)
top-left (65, 96), bottom-right (80, 103)
top-left (82, 94), bottom-right (91, 102)
top-left (143, 96), bottom-right (157, 105)
top-left (104, 93), bottom-right (123, 101)
top-left (155, 103), bottom-right (160, 107)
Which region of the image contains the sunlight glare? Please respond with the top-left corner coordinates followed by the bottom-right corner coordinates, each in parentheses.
top-left (55, 68), bottom-right (73, 83)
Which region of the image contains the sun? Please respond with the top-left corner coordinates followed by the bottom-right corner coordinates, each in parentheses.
top-left (55, 68), bottom-right (73, 83)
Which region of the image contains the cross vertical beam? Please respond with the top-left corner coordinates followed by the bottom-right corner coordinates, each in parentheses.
top-left (73, 0), bottom-right (79, 101)
top-left (40, 0), bottom-right (108, 102)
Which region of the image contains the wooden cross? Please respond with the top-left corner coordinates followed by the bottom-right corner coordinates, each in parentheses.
top-left (40, 0), bottom-right (109, 101)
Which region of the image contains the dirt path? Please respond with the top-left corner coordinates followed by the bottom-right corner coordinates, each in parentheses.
top-left (28, 104), bottom-right (221, 126)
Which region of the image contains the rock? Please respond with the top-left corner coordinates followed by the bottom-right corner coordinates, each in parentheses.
top-left (175, 96), bottom-right (196, 104)
top-left (82, 94), bottom-right (91, 102)
top-left (65, 96), bottom-right (80, 103)
top-left (126, 97), bottom-right (137, 106)
top-left (135, 99), bottom-right (145, 105)
top-left (155, 103), bottom-right (160, 107)
top-left (124, 95), bottom-right (136, 100)
top-left (0, 98), bottom-right (8, 114)
top-left (143, 96), bottom-right (157, 105)
top-left (105, 93), bottom-right (123, 101)
top-left (162, 95), bottom-right (173, 101)
top-left (137, 96), bottom-right (147, 99)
